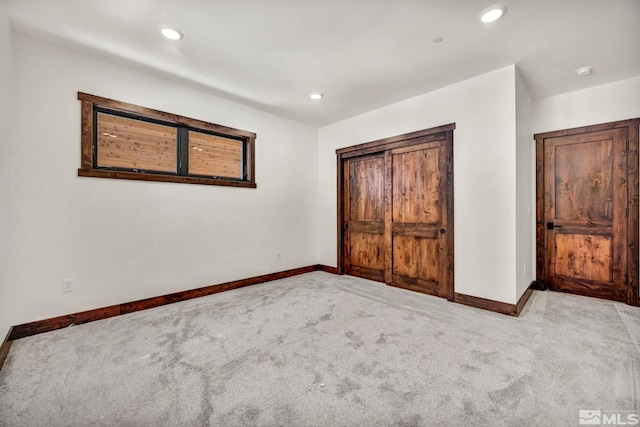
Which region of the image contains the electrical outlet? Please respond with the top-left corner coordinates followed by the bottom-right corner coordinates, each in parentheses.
top-left (63, 278), bottom-right (75, 293)
top-left (276, 251), bottom-right (281, 260)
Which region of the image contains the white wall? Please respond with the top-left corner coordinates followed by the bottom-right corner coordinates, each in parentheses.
top-left (318, 66), bottom-right (519, 304)
top-left (515, 68), bottom-right (535, 302)
top-left (533, 76), bottom-right (640, 134)
top-left (0, 2), bottom-right (12, 339)
top-left (0, 33), bottom-right (318, 335)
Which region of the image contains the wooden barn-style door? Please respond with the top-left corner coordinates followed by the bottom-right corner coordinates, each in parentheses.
top-left (535, 118), bottom-right (640, 306)
top-left (337, 124), bottom-right (454, 300)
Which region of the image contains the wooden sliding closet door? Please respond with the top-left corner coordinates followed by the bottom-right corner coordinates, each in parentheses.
top-left (344, 154), bottom-right (386, 281)
top-left (338, 124), bottom-right (455, 300)
top-left (390, 141), bottom-right (452, 298)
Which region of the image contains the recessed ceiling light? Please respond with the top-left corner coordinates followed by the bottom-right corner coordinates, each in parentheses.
top-left (161, 27), bottom-right (184, 40)
top-left (479, 4), bottom-right (507, 23)
top-left (575, 66), bottom-right (593, 76)
top-left (309, 92), bottom-right (324, 100)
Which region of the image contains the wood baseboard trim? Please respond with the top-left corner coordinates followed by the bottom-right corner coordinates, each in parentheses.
top-left (454, 293), bottom-right (518, 316)
top-left (0, 327), bottom-right (13, 372)
top-left (454, 281), bottom-right (537, 317)
top-left (9, 265), bottom-right (320, 341)
top-left (515, 282), bottom-right (536, 315)
top-left (315, 264), bottom-right (339, 274)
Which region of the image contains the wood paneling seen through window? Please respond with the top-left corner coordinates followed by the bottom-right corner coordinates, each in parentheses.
top-left (188, 131), bottom-right (242, 179)
top-left (97, 113), bottom-right (177, 173)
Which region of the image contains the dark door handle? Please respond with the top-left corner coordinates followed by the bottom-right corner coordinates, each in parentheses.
top-left (546, 222), bottom-right (563, 230)
top-left (440, 229), bottom-right (446, 234)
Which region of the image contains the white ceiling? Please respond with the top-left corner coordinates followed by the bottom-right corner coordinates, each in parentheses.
top-left (6, 0), bottom-right (640, 126)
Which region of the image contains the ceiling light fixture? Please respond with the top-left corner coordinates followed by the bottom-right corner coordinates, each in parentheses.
top-left (309, 92), bottom-right (324, 100)
top-left (161, 27), bottom-right (184, 40)
top-left (575, 66), bottom-right (593, 77)
top-left (433, 36), bottom-right (443, 43)
top-left (479, 4), bottom-right (507, 23)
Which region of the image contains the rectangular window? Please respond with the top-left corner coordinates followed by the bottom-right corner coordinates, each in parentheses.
top-left (188, 130), bottom-right (243, 179)
top-left (78, 92), bottom-right (256, 188)
top-left (96, 112), bottom-right (178, 173)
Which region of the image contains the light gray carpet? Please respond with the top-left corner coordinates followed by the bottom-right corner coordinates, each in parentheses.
top-left (0, 272), bottom-right (638, 426)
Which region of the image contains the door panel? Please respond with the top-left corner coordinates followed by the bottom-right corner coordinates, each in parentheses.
top-left (345, 155), bottom-right (385, 282)
top-left (392, 148), bottom-right (441, 224)
top-left (349, 157), bottom-right (384, 222)
top-left (544, 128), bottom-right (627, 301)
top-left (554, 234), bottom-right (613, 282)
top-left (349, 231), bottom-right (384, 280)
top-left (554, 139), bottom-right (613, 222)
top-left (392, 236), bottom-right (439, 280)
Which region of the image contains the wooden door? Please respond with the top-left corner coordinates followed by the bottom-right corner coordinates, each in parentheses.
top-left (344, 154), bottom-right (385, 282)
top-left (338, 124), bottom-right (455, 300)
top-left (390, 142), bottom-right (452, 298)
top-left (542, 128), bottom-right (628, 301)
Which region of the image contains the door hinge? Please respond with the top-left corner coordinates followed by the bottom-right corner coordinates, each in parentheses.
top-left (627, 140), bottom-right (630, 152)
top-left (627, 207), bottom-right (629, 218)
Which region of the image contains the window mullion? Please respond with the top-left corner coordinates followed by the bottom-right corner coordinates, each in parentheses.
top-left (178, 127), bottom-right (189, 176)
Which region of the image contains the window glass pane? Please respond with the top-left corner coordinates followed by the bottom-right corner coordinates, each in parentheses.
top-left (188, 131), bottom-right (243, 179)
top-left (96, 112), bottom-right (177, 173)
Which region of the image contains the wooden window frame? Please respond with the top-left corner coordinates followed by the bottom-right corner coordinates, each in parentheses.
top-left (78, 92), bottom-right (257, 188)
